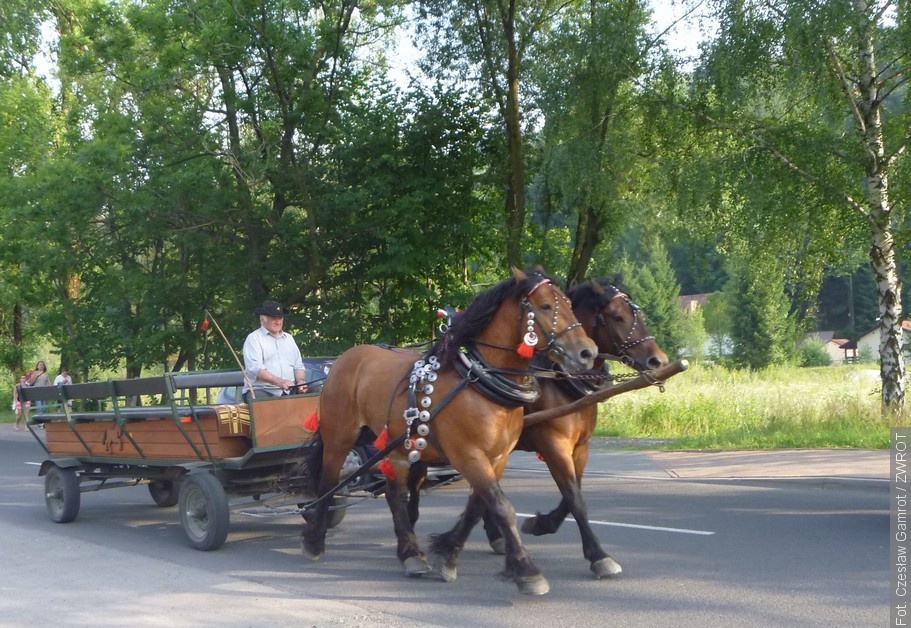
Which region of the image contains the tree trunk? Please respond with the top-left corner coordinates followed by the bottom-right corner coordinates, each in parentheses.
top-left (851, 3), bottom-right (904, 412)
top-left (501, 0), bottom-right (525, 267)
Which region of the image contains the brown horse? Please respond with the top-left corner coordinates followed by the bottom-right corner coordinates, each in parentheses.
top-left (299, 267), bottom-right (597, 595)
top-left (432, 278), bottom-right (668, 579)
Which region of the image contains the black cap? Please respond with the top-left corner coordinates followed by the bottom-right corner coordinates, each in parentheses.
top-left (254, 301), bottom-right (289, 317)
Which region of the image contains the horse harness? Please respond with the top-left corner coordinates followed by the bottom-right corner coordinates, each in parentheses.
top-left (394, 276), bottom-right (582, 467)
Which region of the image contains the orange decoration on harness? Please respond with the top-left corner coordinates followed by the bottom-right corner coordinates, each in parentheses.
top-left (536, 452), bottom-right (546, 462)
top-left (378, 458), bottom-right (397, 479)
top-left (374, 428), bottom-right (389, 450)
top-left (516, 342), bottom-right (535, 359)
top-left (304, 410), bottom-right (319, 431)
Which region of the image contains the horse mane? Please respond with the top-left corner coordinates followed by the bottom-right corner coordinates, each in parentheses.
top-left (429, 267), bottom-right (557, 363)
top-left (566, 276), bottom-right (627, 313)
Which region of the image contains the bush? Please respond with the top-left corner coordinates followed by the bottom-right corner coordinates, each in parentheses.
top-left (858, 345), bottom-right (878, 364)
top-left (799, 340), bottom-right (832, 367)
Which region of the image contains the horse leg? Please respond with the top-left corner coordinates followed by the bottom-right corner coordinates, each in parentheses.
top-left (431, 481), bottom-right (549, 594)
top-left (300, 478), bottom-right (337, 560)
top-left (524, 445), bottom-right (621, 579)
top-left (520, 496), bottom-right (571, 535)
top-left (406, 461), bottom-right (428, 527)
top-left (385, 463), bottom-right (431, 576)
top-left (481, 482), bottom-right (550, 595)
top-left (300, 434), bottom-right (349, 560)
top-left (482, 508), bottom-right (506, 555)
top-left (427, 490), bottom-right (487, 582)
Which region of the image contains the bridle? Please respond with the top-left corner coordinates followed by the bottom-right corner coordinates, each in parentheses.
top-left (521, 278), bottom-right (584, 359)
top-left (593, 287), bottom-right (656, 370)
top-left (473, 277), bottom-right (582, 359)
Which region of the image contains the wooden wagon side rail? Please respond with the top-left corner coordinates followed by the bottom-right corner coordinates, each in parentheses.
top-left (21, 370), bottom-right (252, 461)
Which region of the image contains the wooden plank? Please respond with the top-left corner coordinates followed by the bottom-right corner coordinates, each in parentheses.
top-left (251, 395), bottom-right (319, 448)
top-left (44, 415), bottom-right (250, 460)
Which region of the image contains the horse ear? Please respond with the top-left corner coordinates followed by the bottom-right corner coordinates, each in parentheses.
top-left (511, 266), bottom-right (527, 281)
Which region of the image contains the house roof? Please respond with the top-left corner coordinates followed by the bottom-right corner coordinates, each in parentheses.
top-left (841, 320), bottom-right (911, 349)
top-left (678, 294), bottom-right (709, 312)
top-left (806, 331), bottom-right (835, 344)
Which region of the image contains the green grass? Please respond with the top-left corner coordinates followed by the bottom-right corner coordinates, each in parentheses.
top-left (596, 363), bottom-right (893, 449)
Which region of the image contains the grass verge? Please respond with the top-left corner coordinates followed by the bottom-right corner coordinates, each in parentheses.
top-left (596, 363), bottom-right (893, 449)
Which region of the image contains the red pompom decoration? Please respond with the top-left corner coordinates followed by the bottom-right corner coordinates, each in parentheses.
top-left (304, 411), bottom-right (319, 431)
top-left (373, 428), bottom-right (388, 450)
top-left (378, 458), bottom-right (397, 480)
top-left (516, 342), bottom-right (535, 358)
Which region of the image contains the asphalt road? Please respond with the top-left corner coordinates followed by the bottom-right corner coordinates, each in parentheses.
top-left (0, 429), bottom-right (889, 627)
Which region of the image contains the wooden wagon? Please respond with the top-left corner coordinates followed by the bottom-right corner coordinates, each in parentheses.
top-left (20, 363), bottom-right (365, 551)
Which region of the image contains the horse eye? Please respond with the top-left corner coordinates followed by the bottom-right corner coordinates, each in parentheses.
top-left (613, 314), bottom-right (625, 322)
top-left (539, 303), bottom-right (553, 311)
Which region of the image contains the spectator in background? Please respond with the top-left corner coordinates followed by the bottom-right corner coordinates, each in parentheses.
top-left (27, 361), bottom-right (49, 414)
top-left (12, 375), bottom-right (30, 431)
top-left (53, 367), bottom-right (72, 387)
top-left (54, 367), bottom-right (73, 407)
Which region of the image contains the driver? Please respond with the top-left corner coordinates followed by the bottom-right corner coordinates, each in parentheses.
top-left (242, 300), bottom-right (308, 401)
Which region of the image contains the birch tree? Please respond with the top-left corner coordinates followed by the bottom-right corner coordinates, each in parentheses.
top-left (682, 0), bottom-right (909, 411)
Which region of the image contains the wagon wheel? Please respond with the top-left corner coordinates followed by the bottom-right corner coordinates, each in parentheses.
top-left (45, 466), bottom-right (80, 523)
top-left (340, 446), bottom-right (372, 489)
top-left (178, 473), bottom-right (229, 551)
top-left (301, 495), bottom-right (348, 529)
top-left (148, 479), bottom-right (180, 507)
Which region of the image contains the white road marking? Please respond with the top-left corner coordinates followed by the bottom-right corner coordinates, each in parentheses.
top-left (516, 512), bottom-right (715, 536)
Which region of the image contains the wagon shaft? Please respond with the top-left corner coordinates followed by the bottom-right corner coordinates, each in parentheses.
top-left (522, 359), bottom-right (689, 426)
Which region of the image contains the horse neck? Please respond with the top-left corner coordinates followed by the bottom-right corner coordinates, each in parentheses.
top-left (472, 303), bottom-right (528, 374)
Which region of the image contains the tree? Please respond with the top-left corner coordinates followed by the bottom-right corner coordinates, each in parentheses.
top-left (529, 0), bottom-right (661, 286)
top-left (702, 291), bottom-right (733, 360)
top-left (414, 0), bottom-right (571, 266)
top-left (617, 237), bottom-right (687, 356)
top-left (678, 0), bottom-right (909, 410)
top-left (726, 253), bottom-right (798, 369)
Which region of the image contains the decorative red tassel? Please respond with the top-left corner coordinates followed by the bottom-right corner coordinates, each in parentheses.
top-left (378, 458), bottom-right (397, 480)
top-left (373, 428), bottom-right (388, 450)
top-left (536, 452), bottom-right (546, 462)
top-left (304, 411), bottom-right (319, 431)
top-left (516, 342), bottom-right (535, 358)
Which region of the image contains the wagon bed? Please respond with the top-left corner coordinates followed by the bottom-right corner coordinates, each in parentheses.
top-left (20, 364), bottom-right (347, 550)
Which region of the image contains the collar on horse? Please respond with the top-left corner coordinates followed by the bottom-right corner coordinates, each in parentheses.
top-left (455, 347), bottom-right (541, 407)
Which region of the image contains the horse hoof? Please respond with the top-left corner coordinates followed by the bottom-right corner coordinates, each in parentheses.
top-left (591, 557), bottom-right (622, 579)
top-left (300, 538), bottom-right (324, 561)
top-left (429, 553), bottom-right (458, 582)
top-left (403, 556), bottom-right (431, 577)
top-left (489, 538), bottom-right (506, 555)
top-left (516, 574), bottom-right (550, 596)
top-left (301, 546), bottom-right (323, 561)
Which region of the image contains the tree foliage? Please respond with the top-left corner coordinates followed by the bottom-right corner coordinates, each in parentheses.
top-left (0, 0), bottom-right (904, 420)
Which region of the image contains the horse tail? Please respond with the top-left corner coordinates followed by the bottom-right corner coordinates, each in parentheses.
top-left (291, 429), bottom-right (324, 494)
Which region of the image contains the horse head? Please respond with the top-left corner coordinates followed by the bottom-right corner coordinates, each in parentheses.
top-left (568, 279), bottom-right (668, 372)
top-left (512, 267), bottom-right (597, 373)
top-left (438, 267), bottom-right (596, 374)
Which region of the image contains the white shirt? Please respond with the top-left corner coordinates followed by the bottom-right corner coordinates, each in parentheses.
top-left (53, 375), bottom-right (72, 386)
top-left (242, 326), bottom-right (305, 397)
